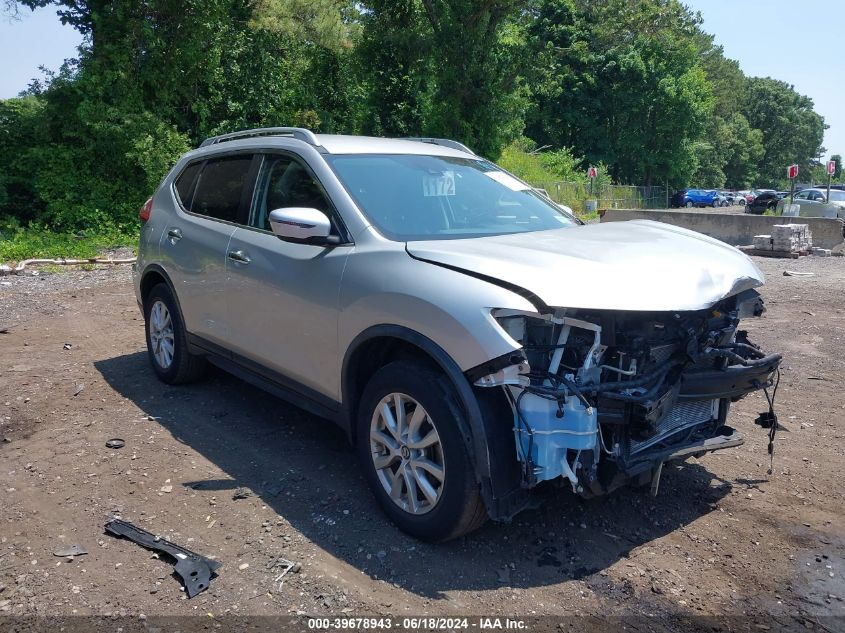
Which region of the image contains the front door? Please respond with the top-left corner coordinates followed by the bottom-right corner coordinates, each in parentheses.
top-left (225, 152), bottom-right (353, 402)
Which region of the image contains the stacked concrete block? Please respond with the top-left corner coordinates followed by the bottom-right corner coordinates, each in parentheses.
top-left (752, 235), bottom-right (773, 250)
top-left (771, 224), bottom-right (811, 253)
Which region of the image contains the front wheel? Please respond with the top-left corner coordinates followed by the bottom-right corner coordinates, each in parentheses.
top-left (685, 201), bottom-right (694, 208)
top-left (356, 361), bottom-right (487, 541)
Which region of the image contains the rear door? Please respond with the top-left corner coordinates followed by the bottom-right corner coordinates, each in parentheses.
top-left (224, 152), bottom-right (354, 401)
top-left (160, 153), bottom-right (257, 347)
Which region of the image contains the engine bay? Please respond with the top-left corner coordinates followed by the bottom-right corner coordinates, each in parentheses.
top-left (482, 289), bottom-right (782, 496)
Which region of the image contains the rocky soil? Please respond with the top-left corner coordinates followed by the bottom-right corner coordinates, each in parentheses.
top-left (0, 255), bottom-right (843, 631)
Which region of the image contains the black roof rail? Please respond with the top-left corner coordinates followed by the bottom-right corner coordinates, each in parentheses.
top-left (401, 137), bottom-right (475, 155)
top-left (199, 127), bottom-right (321, 148)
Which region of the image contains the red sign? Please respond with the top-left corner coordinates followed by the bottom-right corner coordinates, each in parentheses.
top-left (787, 164), bottom-right (799, 179)
top-left (587, 166), bottom-right (598, 179)
top-left (828, 160), bottom-right (836, 176)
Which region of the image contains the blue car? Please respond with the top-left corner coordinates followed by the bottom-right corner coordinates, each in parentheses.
top-left (671, 189), bottom-right (720, 208)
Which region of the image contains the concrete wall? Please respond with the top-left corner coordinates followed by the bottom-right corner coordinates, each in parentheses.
top-left (599, 209), bottom-right (845, 249)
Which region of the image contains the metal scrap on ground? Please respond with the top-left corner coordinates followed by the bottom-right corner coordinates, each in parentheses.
top-left (52, 544), bottom-right (88, 557)
top-left (104, 518), bottom-right (221, 598)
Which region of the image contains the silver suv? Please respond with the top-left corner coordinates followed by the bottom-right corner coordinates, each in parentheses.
top-left (134, 127), bottom-right (781, 541)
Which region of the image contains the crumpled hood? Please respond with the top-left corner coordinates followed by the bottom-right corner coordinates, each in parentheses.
top-left (406, 220), bottom-right (764, 312)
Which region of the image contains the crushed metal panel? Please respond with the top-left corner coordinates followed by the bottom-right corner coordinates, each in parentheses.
top-left (104, 518), bottom-right (221, 597)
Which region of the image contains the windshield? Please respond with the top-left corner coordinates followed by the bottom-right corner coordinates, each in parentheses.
top-left (326, 154), bottom-right (578, 241)
top-left (828, 190), bottom-right (845, 202)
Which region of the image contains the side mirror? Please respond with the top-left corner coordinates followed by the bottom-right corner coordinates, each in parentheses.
top-left (268, 207), bottom-right (336, 244)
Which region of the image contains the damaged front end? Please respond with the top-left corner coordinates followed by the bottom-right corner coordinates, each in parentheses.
top-left (473, 289), bottom-right (781, 503)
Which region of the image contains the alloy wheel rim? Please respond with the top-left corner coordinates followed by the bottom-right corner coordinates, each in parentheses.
top-left (369, 393), bottom-right (445, 515)
top-left (149, 300), bottom-right (175, 369)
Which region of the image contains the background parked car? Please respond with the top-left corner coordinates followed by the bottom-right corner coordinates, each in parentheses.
top-left (718, 191), bottom-right (742, 206)
top-left (775, 188), bottom-right (845, 218)
top-left (670, 188), bottom-right (720, 208)
top-left (746, 191), bottom-right (787, 214)
top-left (669, 189), bottom-right (688, 207)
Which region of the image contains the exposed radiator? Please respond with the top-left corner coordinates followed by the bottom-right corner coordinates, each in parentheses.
top-left (631, 398), bottom-right (717, 453)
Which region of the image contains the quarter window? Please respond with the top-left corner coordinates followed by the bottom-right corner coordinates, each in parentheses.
top-left (190, 156), bottom-right (253, 223)
top-left (174, 162), bottom-right (202, 209)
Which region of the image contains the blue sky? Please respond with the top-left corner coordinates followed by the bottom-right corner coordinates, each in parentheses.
top-left (1, 1), bottom-right (842, 159)
top-left (685, 0), bottom-right (844, 160)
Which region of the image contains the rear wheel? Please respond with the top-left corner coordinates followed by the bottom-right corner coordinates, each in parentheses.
top-left (144, 283), bottom-right (206, 384)
top-left (357, 361), bottom-right (487, 541)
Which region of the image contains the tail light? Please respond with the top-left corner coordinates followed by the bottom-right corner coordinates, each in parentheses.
top-left (139, 197), bottom-right (153, 222)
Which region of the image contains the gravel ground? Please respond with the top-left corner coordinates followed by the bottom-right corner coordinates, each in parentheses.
top-left (0, 254), bottom-right (843, 631)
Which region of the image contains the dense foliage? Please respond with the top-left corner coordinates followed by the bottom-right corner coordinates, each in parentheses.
top-left (0, 0), bottom-right (830, 236)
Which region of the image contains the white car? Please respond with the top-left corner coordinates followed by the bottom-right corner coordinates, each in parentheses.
top-left (776, 188), bottom-right (845, 219)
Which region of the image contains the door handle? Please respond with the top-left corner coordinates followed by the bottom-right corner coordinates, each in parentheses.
top-left (227, 250), bottom-right (251, 264)
top-left (167, 228), bottom-right (183, 241)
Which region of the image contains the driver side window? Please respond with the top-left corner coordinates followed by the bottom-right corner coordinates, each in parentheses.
top-left (249, 154), bottom-right (333, 231)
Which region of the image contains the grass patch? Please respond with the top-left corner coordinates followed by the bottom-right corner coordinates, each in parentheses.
top-left (0, 222), bottom-right (138, 263)
top-left (497, 143), bottom-right (564, 184)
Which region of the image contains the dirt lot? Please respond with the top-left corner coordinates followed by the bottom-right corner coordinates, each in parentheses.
top-left (0, 255), bottom-right (843, 630)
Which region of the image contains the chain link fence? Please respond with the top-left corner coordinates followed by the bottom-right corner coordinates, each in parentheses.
top-left (532, 182), bottom-right (668, 212)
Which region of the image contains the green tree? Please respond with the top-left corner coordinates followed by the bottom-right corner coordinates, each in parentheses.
top-left (357, 0), bottom-right (431, 136)
top-left (3, 0), bottom-right (364, 230)
top-left (693, 32), bottom-right (745, 119)
top-left (418, 0), bottom-right (529, 157)
top-left (527, 0), bottom-right (713, 186)
top-left (0, 96), bottom-right (47, 222)
top-left (722, 113), bottom-right (764, 189)
top-left (742, 77), bottom-right (826, 186)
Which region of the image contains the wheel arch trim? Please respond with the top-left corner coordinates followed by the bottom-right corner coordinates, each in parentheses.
top-left (138, 264), bottom-right (195, 352)
top-left (341, 324), bottom-right (493, 481)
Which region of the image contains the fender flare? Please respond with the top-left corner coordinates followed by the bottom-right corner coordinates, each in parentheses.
top-left (341, 324), bottom-right (493, 481)
top-left (138, 264), bottom-right (193, 350)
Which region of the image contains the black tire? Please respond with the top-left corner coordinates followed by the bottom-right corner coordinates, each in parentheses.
top-left (685, 201), bottom-right (694, 208)
top-left (143, 283), bottom-right (206, 384)
top-left (356, 361), bottom-right (487, 542)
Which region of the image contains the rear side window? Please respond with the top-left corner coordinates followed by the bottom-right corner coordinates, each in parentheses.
top-left (174, 162), bottom-right (202, 209)
top-left (190, 156), bottom-right (253, 222)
